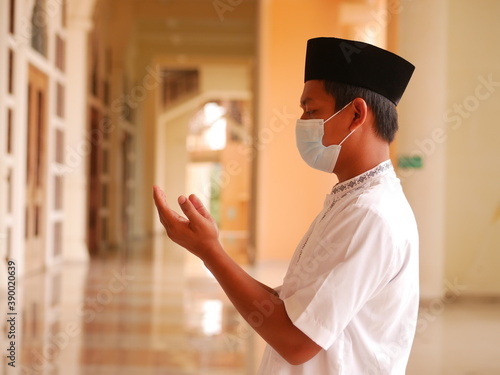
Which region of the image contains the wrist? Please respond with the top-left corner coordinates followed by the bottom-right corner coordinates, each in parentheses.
top-left (200, 240), bottom-right (225, 266)
top-left (203, 242), bottom-right (236, 276)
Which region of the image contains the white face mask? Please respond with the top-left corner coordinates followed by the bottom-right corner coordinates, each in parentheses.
top-left (295, 101), bottom-right (355, 173)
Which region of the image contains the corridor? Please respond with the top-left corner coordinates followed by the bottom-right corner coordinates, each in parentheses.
top-left (2, 1), bottom-right (500, 374)
top-left (6, 238), bottom-right (500, 375)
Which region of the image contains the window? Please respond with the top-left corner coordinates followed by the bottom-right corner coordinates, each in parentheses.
top-left (7, 169), bottom-right (13, 214)
top-left (121, 75), bottom-right (132, 122)
top-left (8, 49), bottom-right (14, 94)
top-left (35, 90), bottom-right (44, 187)
top-left (104, 48), bottom-right (112, 104)
top-left (102, 184), bottom-right (108, 208)
top-left (56, 83), bottom-right (64, 118)
top-left (101, 217), bottom-right (107, 241)
top-left (161, 69), bottom-right (199, 108)
top-left (9, 0), bottom-right (15, 34)
top-left (6, 227), bottom-right (12, 258)
top-left (55, 35), bottom-right (65, 72)
top-left (90, 39), bottom-right (99, 97)
top-left (103, 80), bottom-right (110, 105)
top-left (34, 205), bottom-right (40, 237)
top-left (7, 109), bottom-right (13, 154)
top-left (53, 222), bottom-right (62, 257)
top-left (55, 129), bottom-right (64, 163)
top-left (50, 273), bottom-right (62, 306)
top-left (54, 175), bottom-right (63, 210)
top-left (31, 0), bottom-right (48, 56)
top-left (102, 116), bottom-right (111, 140)
top-left (106, 48), bottom-right (112, 73)
top-left (102, 149), bottom-right (109, 174)
top-left (61, 0), bottom-right (67, 28)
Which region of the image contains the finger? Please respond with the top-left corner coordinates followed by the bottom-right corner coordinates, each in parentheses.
top-left (153, 185), bottom-right (171, 214)
top-left (188, 194), bottom-right (212, 220)
top-left (153, 186), bottom-right (185, 226)
top-left (153, 186), bottom-right (172, 229)
top-left (178, 195), bottom-right (202, 224)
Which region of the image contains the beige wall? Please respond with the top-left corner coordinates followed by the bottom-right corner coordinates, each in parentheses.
top-left (256, 0), bottom-right (343, 260)
top-left (399, 0), bottom-right (500, 298)
top-left (445, 0), bottom-right (500, 296)
top-left (256, 0), bottom-right (395, 261)
top-left (398, 0), bottom-right (448, 299)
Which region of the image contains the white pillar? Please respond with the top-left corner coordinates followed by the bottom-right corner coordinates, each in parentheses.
top-left (397, 0), bottom-right (448, 300)
top-left (62, 17), bottom-right (93, 263)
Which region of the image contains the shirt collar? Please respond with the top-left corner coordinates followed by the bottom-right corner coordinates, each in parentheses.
top-left (331, 160), bottom-right (394, 197)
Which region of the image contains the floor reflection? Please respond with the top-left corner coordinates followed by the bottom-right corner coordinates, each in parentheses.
top-left (6, 237), bottom-right (500, 375)
top-left (14, 236), bottom-right (258, 375)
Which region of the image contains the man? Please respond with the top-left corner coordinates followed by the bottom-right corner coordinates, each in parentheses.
top-left (153, 37), bottom-right (419, 374)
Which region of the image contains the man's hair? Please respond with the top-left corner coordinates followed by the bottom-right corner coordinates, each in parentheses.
top-left (324, 81), bottom-right (398, 143)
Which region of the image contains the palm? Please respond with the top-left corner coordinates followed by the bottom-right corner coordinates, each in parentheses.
top-left (153, 186), bottom-right (220, 258)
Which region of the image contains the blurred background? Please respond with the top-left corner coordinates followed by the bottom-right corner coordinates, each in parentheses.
top-left (0, 0), bottom-right (499, 374)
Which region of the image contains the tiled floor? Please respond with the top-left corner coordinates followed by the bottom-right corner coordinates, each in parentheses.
top-left (4, 236), bottom-right (500, 374)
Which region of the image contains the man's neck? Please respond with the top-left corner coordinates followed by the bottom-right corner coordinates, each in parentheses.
top-left (335, 153), bottom-right (390, 183)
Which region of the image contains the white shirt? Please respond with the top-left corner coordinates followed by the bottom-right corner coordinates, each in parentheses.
top-left (258, 161), bottom-right (419, 375)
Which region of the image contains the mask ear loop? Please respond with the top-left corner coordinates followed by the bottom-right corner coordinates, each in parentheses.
top-left (324, 101), bottom-right (353, 123)
top-left (339, 101), bottom-right (363, 145)
top-left (339, 127), bottom-right (358, 145)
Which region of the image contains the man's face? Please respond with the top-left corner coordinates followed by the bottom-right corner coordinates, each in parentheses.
top-left (299, 80), bottom-right (351, 147)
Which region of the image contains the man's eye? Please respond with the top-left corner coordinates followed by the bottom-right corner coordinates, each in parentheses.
top-left (306, 110), bottom-right (316, 117)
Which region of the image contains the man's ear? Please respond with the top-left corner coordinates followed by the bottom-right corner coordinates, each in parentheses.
top-left (349, 98), bottom-right (368, 132)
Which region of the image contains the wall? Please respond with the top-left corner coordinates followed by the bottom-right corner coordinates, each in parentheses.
top-left (398, 0), bottom-right (500, 299)
top-left (256, 0), bottom-right (342, 261)
top-left (0, 0), bottom-right (92, 275)
top-left (256, 0), bottom-right (395, 261)
top-left (445, 0), bottom-right (500, 296)
top-left (398, 0), bottom-right (448, 299)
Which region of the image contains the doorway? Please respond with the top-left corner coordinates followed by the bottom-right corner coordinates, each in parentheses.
top-left (186, 100), bottom-right (254, 264)
top-left (25, 64), bottom-right (49, 274)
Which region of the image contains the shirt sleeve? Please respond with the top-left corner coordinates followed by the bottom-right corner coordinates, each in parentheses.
top-left (282, 204), bottom-right (401, 350)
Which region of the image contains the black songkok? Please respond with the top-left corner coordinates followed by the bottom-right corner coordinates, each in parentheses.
top-left (304, 37), bottom-right (415, 105)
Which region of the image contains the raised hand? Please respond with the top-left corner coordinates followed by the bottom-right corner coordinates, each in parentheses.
top-left (152, 185), bottom-right (221, 260)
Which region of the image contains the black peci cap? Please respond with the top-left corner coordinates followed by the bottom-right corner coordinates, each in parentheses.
top-left (304, 37), bottom-right (415, 105)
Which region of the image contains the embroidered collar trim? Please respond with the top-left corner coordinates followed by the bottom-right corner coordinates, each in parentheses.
top-left (331, 160), bottom-right (393, 196)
